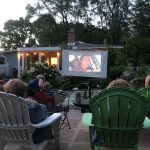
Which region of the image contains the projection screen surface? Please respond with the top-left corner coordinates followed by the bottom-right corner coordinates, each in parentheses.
top-left (62, 50), bottom-right (108, 78)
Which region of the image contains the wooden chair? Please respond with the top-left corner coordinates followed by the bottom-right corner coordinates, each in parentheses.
top-left (82, 87), bottom-right (149, 150)
top-left (0, 92), bottom-right (62, 150)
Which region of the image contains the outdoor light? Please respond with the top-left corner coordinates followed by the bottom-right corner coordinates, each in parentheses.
top-left (57, 52), bottom-right (60, 57)
top-left (18, 53), bottom-right (20, 59)
top-left (34, 52), bottom-right (37, 55)
top-left (41, 53), bottom-right (45, 56)
top-left (26, 53), bottom-right (29, 56)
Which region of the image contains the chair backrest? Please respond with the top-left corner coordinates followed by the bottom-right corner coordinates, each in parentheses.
top-left (51, 90), bottom-right (69, 112)
top-left (0, 92), bottom-right (32, 142)
top-left (138, 87), bottom-right (150, 118)
top-left (90, 87), bottom-right (149, 148)
top-left (138, 87), bottom-right (150, 99)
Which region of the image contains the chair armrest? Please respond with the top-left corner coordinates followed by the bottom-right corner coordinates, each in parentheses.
top-left (31, 113), bottom-right (62, 128)
top-left (82, 113), bottom-right (93, 127)
top-left (143, 116), bottom-right (150, 129)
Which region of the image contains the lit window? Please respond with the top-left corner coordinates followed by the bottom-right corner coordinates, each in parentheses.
top-left (51, 57), bottom-right (57, 65)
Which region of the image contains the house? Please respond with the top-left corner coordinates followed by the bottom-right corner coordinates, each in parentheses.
top-left (0, 29), bottom-right (123, 77)
top-left (0, 47), bottom-right (61, 77)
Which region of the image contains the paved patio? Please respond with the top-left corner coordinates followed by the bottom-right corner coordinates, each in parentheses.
top-left (3, 109), bottom-right (150, 150)
top-left (3, 91), bottom-right (150, 150)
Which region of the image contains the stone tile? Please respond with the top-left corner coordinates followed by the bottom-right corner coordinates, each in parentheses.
top-left (75, 128), bottom-right (90, 142)
top-left (3, 110), bottom-right (150, 150)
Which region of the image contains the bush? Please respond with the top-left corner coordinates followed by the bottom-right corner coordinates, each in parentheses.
top-left (31, 62), bottom-right (63, 88)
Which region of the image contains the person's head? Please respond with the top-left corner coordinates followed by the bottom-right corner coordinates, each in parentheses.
top-left (107, 78), bottom-right (133, 89)
top-left (72, 59), bottom-right (79, 67)
top-left (43, 82), bottom-right (50, 91)
top-left (4, 78), bottom-right (28, 98)
top-left (80, 55), bottom-right (90, 70)
top-left (145, 75), bottom-right (150, 87)
top-left (36, 75), bottom-right (45, 81)
top-left (36, 75), bottom-right (45, 88)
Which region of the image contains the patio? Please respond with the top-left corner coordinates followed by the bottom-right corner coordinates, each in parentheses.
top-left (3, 109), bottom-right (150, 150)
top-left (3, 90), bottom-right (150, 150)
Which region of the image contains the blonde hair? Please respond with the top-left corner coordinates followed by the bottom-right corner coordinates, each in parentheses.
top-left (145, 75), bottom-right (150, 87)
top-left (4, 78), bottom-right (28, 98)
top-left (107, 79), bottom-right (132, 89)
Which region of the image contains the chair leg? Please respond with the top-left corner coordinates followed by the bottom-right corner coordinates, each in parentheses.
top-left (52, 118), bottom-right (61, 150)
top-left (0, 138), bottom-right (6, 150)
top-left (32, 141), bottom-right (48, 150)
top-left (59, 111), bottom-right (71, 129)
top-left (133, 144), bottom-right (138, 150)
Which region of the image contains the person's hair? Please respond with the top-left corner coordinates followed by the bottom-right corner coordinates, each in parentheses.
top-left (4, 78), bottom-right (28, 98)
top-left (36, 75), bottom-right (45, 81)
top-left (0, 80), bottom-right (5, 85)
top-left (107, 78), bottom-right (133, 89)
top-left (43, 82), bottom-right (50, 90)
top-left (145, 75), bottom-right (150, 87)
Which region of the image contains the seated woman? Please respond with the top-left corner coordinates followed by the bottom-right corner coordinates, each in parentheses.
top-left (92, 78), bottom-right (133, 144)
top-left (3, 78), bottom-right (53, 144)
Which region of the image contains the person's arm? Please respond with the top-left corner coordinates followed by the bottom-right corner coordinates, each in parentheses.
top-left (28, 101), bottom-right (48, 124)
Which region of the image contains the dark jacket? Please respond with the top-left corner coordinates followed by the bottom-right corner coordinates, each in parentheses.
top-left (28, 101), bottom-right (53, 144)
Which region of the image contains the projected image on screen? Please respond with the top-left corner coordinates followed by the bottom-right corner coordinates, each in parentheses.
top-left (62, 50), bottom-right (108, 78)
top-left (69, 54), bottom-right (101, 72)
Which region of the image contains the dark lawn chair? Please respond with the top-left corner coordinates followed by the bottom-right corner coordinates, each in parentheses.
top-left (82, 87), bottom-right (149, 150)
top-left (49, 90), bottom-right (71, 129)
top-left (138, 87), bottom-right (150, 118)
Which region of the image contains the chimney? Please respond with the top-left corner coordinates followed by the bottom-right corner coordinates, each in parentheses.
top-left (68, 28), bottom-right (76, 47)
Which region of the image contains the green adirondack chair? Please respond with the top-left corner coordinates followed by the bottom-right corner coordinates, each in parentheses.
top-left (82, 87), bottom-right (149, 150)
top-left (138, 87), bottom-right (150, 118)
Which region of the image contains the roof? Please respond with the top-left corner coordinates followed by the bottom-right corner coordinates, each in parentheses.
top-left (72, 41), bottom-right (124, 49)
top-left (17, 47), bottom-right (61, 52)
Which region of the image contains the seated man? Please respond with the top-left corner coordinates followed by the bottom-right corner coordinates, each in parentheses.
top-left (3, 78), bottom-right (54, 144)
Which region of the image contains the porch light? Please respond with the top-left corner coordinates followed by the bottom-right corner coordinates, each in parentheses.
top-left (34, 52), bottom-right (37, 55)
top-left (57, 52), bottom-right (60, 57)
top-left (26, 53), bottom-right (29, 56)
top-left (41, 53), bottom-right (45, 56)
top-left (18, 53), bottom-right (21, 59)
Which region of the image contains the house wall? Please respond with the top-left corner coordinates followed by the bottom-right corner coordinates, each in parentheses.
top-left (4, 52), bottom-right (18, 70)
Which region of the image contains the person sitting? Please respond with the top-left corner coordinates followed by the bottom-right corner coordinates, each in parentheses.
top-left (36, 82), bottom-right (55, 108)
top-left (107, 78), bottom-right (133, 89)
top-left (145, 75), bottom-right (150, 87)
top-left (92, 78), bottom-right (133, 144)
top-left (27, 75), bottom-right (45, 99)
top-left (3, 78), bottom-right (54, 144)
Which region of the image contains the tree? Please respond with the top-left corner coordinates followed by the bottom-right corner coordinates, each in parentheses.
top-left (90, 0), bottom-right (132, 44)
top-left (132, 0), bottom-right (150, 37)
top-left (26, 0), bottom-right (73, 25)
top-left (0, 17), bottom-right (36, 50)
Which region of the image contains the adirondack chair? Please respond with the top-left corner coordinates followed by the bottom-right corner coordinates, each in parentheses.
top-left (138, 87), bottom-right (150, 118)
top-left (82, 87), bottom-right (149, 150)
top-left (0, 92), bottom-right (62, 150)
